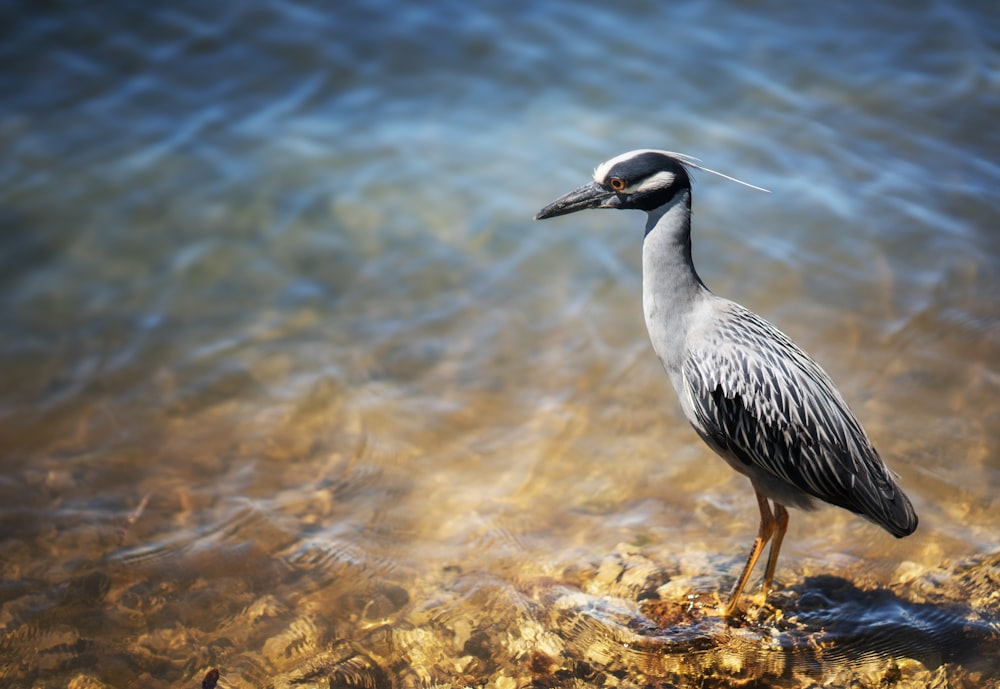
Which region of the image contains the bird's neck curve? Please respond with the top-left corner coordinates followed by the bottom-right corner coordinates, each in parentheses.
top-left (641, 188), bottom-right (707, 297)
top-left (641, 188), bottom-right (709, 377)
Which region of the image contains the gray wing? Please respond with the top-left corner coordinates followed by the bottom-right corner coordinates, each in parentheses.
top-left (682, 304), bottom-right (917, 537)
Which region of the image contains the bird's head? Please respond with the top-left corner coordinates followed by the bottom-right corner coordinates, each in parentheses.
top-left (534, 149), bottom-right (767, 220)
top-left (534, 150), bottom-right (692, 220)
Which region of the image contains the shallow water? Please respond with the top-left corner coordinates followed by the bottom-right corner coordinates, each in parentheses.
top-left (1, 1), bottom-right (999, 687)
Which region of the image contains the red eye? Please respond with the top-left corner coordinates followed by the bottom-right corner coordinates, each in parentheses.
top-left (609, 177), bottom-right (626, 191)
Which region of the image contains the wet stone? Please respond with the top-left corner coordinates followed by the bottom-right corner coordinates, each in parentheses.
top-left (333, 550), bottom-right (997, 688)
top-left (3, 542), bottom-right (998, 687)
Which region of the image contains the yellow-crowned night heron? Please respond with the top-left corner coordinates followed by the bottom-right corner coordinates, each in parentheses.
top-left (535, 149), bottom-right (917, 616)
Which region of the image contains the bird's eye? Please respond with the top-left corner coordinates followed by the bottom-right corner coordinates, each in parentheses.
top-left (608, 177), bottom-right (627, 191)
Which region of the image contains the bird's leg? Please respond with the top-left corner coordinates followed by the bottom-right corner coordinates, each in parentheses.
top-left (722, 489), bottom-right (775, 617)
top-left (760, 503), bottom-right (789, 602)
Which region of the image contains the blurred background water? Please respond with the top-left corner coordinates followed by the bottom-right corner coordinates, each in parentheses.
top-left (1, 0), bottom-right (998, 687)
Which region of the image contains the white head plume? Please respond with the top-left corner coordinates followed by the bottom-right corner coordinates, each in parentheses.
top-left (593, 149), bottom-right (770, 193)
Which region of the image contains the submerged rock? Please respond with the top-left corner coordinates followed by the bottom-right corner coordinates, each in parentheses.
top-left (333, 547), bottom-right (1000, 688)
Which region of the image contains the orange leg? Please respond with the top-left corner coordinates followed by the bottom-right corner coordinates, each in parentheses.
top-left (761, 503), bottom-right (789, 601)
top-left (722, 489), bottom-right (775, 617)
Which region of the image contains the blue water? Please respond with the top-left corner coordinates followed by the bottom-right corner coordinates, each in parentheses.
top-left (1, 1), bottom-right (998, 687)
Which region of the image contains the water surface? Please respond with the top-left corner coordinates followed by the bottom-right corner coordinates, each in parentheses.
top-left (1, 1), bottom-right (998, 687)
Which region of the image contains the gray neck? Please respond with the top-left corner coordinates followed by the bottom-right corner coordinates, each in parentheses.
top-left (641, 189), bottom-right (709, 379)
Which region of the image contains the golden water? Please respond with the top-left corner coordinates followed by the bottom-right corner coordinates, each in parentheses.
top-left (2, 1), bottom-right (998, 687)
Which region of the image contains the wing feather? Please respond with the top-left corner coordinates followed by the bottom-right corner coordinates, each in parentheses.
top-left (682, 303), bottom-right (917, 536)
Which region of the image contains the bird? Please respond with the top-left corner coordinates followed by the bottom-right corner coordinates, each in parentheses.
top-left (534, 149), bottom-right (917, 617)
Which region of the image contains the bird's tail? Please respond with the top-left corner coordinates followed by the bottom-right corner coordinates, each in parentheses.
top-left (880, 487), bottom-right (918, 538)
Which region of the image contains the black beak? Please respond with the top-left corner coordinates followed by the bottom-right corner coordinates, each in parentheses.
top-left (534, 182), bottom-right (618, 220)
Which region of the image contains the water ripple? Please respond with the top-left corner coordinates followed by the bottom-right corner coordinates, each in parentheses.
top-left (0, 1), bottom-right (997, 686)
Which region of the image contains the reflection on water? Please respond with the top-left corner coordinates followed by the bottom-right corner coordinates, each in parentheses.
top-left (1, 0), bottom-right (999, 686)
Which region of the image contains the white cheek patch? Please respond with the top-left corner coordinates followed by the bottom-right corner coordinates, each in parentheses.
top-left (623, 170), bottom-right (676, 194)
